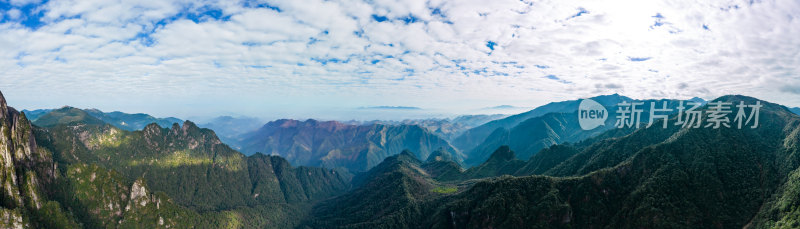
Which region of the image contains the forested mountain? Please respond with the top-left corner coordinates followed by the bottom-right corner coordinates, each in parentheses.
top-left (299, 95), bottom-right (800, 228)
top-left (237, 119), bottom-right (460, 172)
top-left (790, 107), bottom-right (800, 116)
top-left (82, 109), bottom-right (183, 131)
top-left (1, 90), bottom-right (354, 228)
top-left (26, 107), bottom-right (182, 131)
top-left (425, 95), bottom-right (800, 228)
top-left (461, 98), bottom-right (696, 167)
top-left (451, 94), bottom-right (632, 153)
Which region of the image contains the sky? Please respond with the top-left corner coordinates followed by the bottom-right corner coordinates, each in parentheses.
top-left (0, 0), bottom-right (798, 121)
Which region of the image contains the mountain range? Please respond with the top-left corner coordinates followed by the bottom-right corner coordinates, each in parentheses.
top-left (236, 119), bottom-right (460, 172)
top-left (351, 114), bottom-right (507, 141)
top-left (4, 89), bottom-right (800, 228)
top-left (305, 95), bottom-right (800, 228)
top-left (24, 107), bottom-right (182, 131)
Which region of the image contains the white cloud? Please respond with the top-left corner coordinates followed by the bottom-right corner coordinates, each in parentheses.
top-left (0, 0), bottom-right (798, 120)
top-left (6, 9), bottom-right (21, 20)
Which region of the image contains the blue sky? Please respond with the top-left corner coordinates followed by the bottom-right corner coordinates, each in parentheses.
top-left (0, 0), bottom-right (799, 121)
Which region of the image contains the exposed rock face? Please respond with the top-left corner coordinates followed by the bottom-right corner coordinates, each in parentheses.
top-left (128, 179), bottom-right (150, 208)
top-left (0, 90), bottom-right (54, 227)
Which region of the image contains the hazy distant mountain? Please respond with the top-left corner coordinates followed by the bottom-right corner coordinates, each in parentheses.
top-left (462, 98), bottom-right (690, 166)
top-left (482, 105), bottom-right (527, 110)
top-left (790, 107), bottom-right (800, 115)
top-left (20, 108), bottom-right (52, 120)
top-left (237, 119), bottom-right (459, 171)
top-left (451, 94), bottom-right (633, 153)
top-left (198, 116), bottom-right (262, 150)
top-left (346, 114), bottom-right (506, 141)
top-left (358, 106), bottom-right (422, 110)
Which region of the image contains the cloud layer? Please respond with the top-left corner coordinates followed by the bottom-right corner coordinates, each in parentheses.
top-left (0, 0), bottom-right (798, 120)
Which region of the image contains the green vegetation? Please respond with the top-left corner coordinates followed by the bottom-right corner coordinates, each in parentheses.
top-left (431, 186), bottom-right (457, 194)
top-left (6, 90), bottom-right (800, 228)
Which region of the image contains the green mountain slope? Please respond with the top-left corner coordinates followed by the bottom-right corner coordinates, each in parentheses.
top-left (452, 94), bottom-right (632, 153)
top-left (27, 107), bottom-right (181, 131)
top-left (463, 98), bottom-right (691, 167)
top-left (83, 109), bottom-right (182, 131)
top-left (35, 115), bottom-right (352, 212)
top-left (426, 95), bottom-right (800, 228)
top-left (23, 103), bottom-right (353, 228)
top-left (303, 95), bottom-right (800, 228)
top-left (303, 151), bottom-right (451, 228)
top-left (32, 107), bottom-right (106, 127)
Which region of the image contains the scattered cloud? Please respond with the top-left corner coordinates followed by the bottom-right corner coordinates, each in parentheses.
top-left (0, 0), bottom-right (798, 120)
top-left (628, 57), bottom-right (652, 62)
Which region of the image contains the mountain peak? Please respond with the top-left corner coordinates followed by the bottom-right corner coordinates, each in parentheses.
top-left (0, 90), bottom-right (7, 120)
top-left (708, 95), bottom-right (798, 118)
top-left (0, 90), bottom-right (6, 108)
top-left (144, 123), bottom-right (162, 133)
top-left (182, 120), bottom-right (198, 131)
top-left (688, 97), bottom-right (706, 103)
top-left (486, 145), bottom-right (515, 162)
top-left (33, 106), bottom-right (105, 127)
top-left (426, 147), bottom-right (456, 163)
top-left (589, 93), bottom-right (632, 106)
top-left (399, 149), bottom-right (417, 160)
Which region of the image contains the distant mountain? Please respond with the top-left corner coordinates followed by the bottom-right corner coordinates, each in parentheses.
top-left (358, 106), bottom-right (421, 110)
top-left (237, 119), bottom-right (459, 172)
top-left (462, 98), bottom-right (690, 166)
top-left (348, 114), bottom-right (506, 141)
top-left (483, 105), bottom-right (526, 110)
top-left (83, 109), bottom-right (182, 131)
top-left (25, 107), bottom-right (181, 131)
top-left (20, 108), bottom-right (52, 121)
top-left (452, 113), bottom-right (507, 127)
top-left (198, 115), bottom-right (262, 150)
top-left (790, 107), bottom-right (800, 115)
top-left (451, 94), bottom-right (633, 153)
top-left (32, 106), bottom-right (106, 127)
